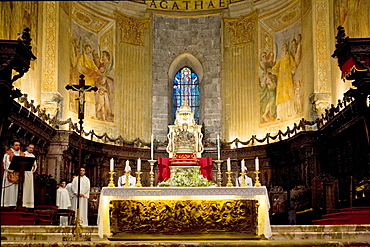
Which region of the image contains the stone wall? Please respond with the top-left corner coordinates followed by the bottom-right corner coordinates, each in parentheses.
top-left (152, 15), bottom-right (222, 142)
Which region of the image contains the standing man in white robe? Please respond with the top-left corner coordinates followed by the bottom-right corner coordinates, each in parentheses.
top-left (1, 140), bottom-right (24, 207)
top-left (72, 167), bottom-right (90, 226)
top-left (23, 143), bottom-right (37, 208)
top-left (66, 174), bottom-right (77, 210)
top-left (56, 180), bottom-right (71, 225)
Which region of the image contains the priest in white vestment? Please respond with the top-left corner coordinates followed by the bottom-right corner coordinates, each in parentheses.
top-left (236, 162), bottom-right (253, 187)
top-left (72, 167), bottom-right (90, 226)
top-left (23, 144), bottom-right (37, 208)
top-left (56, 180), bottom-right (71, 225)
top-left (118, 162), bottom-right (136, 187)
top-left (1, 141), bottom-right (24, 207)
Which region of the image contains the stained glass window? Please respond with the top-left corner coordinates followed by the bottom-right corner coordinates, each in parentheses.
top-left (173, 67), bottom-right (199, 124)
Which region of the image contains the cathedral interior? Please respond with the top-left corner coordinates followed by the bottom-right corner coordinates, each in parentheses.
top-left (0, 0), bottom-right (369, 230)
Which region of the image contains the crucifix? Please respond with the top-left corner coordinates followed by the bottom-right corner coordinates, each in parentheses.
top-left (65, 74), bottom-right (97, 239)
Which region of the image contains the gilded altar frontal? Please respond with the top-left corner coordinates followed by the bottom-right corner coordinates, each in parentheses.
top-left (109, 199), bottom-right (258, 240)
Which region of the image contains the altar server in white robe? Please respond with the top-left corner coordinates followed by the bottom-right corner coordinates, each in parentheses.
top-left (56, 180), bottom-right (71, 225)
top-left (118, 161), bottom-right (136, 187)
top-left (23, 143), bottom-right (37, 208)
top-left (236, 162), bottom-right (253, 187)
top-left (1, 141), bottom-right (24, 207)
top-left (72, 167), bottom-right (90, 226)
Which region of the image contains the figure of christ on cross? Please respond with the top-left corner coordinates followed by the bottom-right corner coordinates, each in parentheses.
top-left (65, 74), bottom-right (97, 239)
top-left (66, 74), bottom-right (98, 121)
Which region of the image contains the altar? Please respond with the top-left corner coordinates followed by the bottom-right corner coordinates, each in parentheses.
top-left (97, 187), bottom-right (272, 240)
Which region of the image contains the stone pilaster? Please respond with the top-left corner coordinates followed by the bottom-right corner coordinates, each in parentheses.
top-left (310, 0), bottom-right (332, 119)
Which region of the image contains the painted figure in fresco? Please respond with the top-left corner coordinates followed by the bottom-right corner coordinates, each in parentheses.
top-left (272, 43), bottom-right (297, 120)
top-left (260, 72), bottom-right (277, 123)
top-left (69, 37), bottom-right (81, 112)
top-left (76, 44), bottom-right (102, 117)
top-left (95, 50), bottom-right (115, 122)
top-left (294, 34), bottom-right (302, 66)
top-left (292, 34), bottom-right (302, 115)
top-left (77, 44), bottom-right (101, 84)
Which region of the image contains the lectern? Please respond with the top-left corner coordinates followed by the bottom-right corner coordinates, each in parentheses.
top-left (8, 156), bottom-right (35, 208)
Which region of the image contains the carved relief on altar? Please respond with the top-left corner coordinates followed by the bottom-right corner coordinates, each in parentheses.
top-left (110, 199), bottom-right (258, 236)
top-left (116, 11), bottom-right (150, 46)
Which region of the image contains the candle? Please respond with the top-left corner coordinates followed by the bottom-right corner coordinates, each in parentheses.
top-left (110, 158), bottom-right (114, 171)
top-left (137, 158), bottom-right (141, 171)
top-left (217, 134), bottom-right (220, 160)
top-left (241, 159), bottom-right (245, 172)
top-left (227, 158), bottom-right (231, 171)
top-left (255, 157), bottom-right (259, 171)
top-left (151, 134), bottom-right (154, 160)
top-left (125, 160), bottom-right (131, 172)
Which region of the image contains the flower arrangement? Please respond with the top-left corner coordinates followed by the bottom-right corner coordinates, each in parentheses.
top-left (158, 167), bottom-right (216, 187)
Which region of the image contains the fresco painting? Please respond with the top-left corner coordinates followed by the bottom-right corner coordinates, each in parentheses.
top-left (259, 21), bottom-right (302, 123)
top-left (69, 21), bottom-right (115, 122)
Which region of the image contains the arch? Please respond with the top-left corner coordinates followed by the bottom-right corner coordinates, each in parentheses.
top-left (168, 53), bottom-right (204, 82)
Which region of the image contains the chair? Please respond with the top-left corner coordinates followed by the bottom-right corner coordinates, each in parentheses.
top-left (35, 205), bottom-right (58, 225)
top-left (56, 208), bottom-right (75, 225)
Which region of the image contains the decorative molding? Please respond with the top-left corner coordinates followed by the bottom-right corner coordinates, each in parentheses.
top-left (315, 0), bottom-right (330, 93)
top-left (43, 1), bottom-right (57, 92)
top-left (116, 11), bottom-right (150, 46)
top-left (71, 2), bottom-right (111, 34)
top-left (224, 11), bottom-right (257, 45)
top-left (261, 1), bottom-right (300, 32)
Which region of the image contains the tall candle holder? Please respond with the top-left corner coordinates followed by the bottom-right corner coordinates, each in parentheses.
top-left (254, 170), bottom-right (261, 187)
top-left (148, 159), bottom-right (156, 187)
top-left (240, 171), bottom-right (246, 187)
top-left (135, 171), bottom-right (142, 187)
top-left (226, 170), bottom-right (233, 187)
top-left (108, 171), bottom-right (115, 187)
top-left (214, 160), bottom-right (223, 187)
top-left (124, 172), bottom-right (130, 187)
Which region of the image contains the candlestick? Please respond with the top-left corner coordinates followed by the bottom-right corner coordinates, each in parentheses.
top-left (135, 170), bottom-right (142, 187)
top-left (240, 170), bottom-right (246, 187)
top-left (226, 170), bottom-right (233, 187)
top-left (124, 172), bottom-right (130, 187)
top-left (110, 158), bottom-right (114, 172)
top-left (214, 160), bottom-right (223, 187)
top-left (137, 158), bottom-right (141, 171)
top-left (227, 158), bottom-right (231, 171)
top-left (217, 134), bottom-right (220, 160)
top-left (254, 170), bottom-right (261, 187)
top-left (148, 159), bottom-right (156, 187)
top-left (108, 171), bottom-right (115, 187)
top-left (255, 157), bottom-right (259, 171)
top-left (151, 134), bottom-right (154, 160)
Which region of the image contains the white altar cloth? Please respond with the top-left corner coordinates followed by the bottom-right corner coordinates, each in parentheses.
top-left (98, 186), bottom-right (272, 239)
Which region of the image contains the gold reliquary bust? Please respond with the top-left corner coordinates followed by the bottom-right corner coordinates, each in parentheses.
top-left (167, 101), bottom-right (204, 158)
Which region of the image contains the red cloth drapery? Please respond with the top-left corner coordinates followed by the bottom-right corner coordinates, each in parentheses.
top-left (157, 157), bottom-right (213, 182)
top-left (341, 56), bottom-right (370, 79)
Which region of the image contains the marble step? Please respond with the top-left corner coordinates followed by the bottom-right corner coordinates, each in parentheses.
top-left (271, 224), bottom-right (370, 232)
top-left (2, 225), bottom-right (370, 242)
